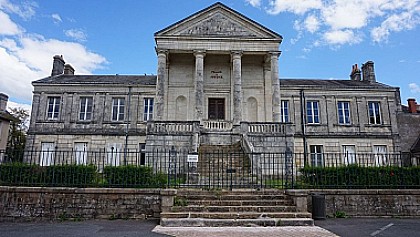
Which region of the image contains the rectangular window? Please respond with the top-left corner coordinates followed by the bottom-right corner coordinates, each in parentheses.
top-left (280, 100), bottom-right (289, 123)
top-left (310, 145), bottom-right (324, 167)
top-left (306, 101), bottom-right (320, 124)
top-left (139, 143), bottom-right (146, 165)
top-left (337, 101), bottom-right (351, 124)
top-left (74, 142), bottom-right (88, 165)
top-left (373, 145), bottom-right (388, 166)
top-left (79, 97), bottom-right (93, 121)
top-left (47, 97), bottom-right (60, 120)
top-left (112, 98), bottom-right (125, 121)
top-left (40, 142), bottom-right (55, 166)
top-left (368, 101), bottom-right (381, 124)
top-left (107, 143), bottom-right (121, 166)
top-left (343, 145), bottom-right (356, 165)
top-left (143, 98), bottom-right (154, 121)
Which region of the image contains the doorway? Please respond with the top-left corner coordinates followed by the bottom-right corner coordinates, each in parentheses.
top-left (208, 98), bottom-right (225, 120)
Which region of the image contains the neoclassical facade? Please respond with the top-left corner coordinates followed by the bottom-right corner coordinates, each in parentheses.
top-left (26, 3), bottom-right (402, 168)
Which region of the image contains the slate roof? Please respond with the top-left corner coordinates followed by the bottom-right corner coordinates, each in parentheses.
top-left (33, 75), bottom-right (157, 85)
top-left (280, 79), bottom-right (396, 90)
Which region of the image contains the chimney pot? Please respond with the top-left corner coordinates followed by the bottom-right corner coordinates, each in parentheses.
top-left (350, 63), bottom-right (361, 81)
top-left (408, 98), bottom-right (417, 113)
top-left (51, 55), bottom-right (65, 76)
top-left (64, 64), bottom-right (75, 75)
top-left (361, 61), bottom-right (376, 83)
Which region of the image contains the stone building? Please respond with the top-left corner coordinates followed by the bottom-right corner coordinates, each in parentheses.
top-left (0, 93), bottom-right (18, 153)
top-left (26, 3), bottom-right (402, 170)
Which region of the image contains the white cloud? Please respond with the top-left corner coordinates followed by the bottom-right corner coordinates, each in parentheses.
top-left (65, 29), bottom-right (87, 42)
top-left (267, 0), bottom-right (323, 15)
top-left (250, 0), bottom-right (420, 45)
top-left (304, 15), bottom-right (320, 33)
top-left (7, 100), bottom-right (32, 114)
top-left (0, 10), bottom-right (21, 35)
top-left (371, 10), bottom-right (420, 42)
top-left (0, 1), bottom-right (107, 104)
top-left (409, 83), bottom-right (420, 93)
top-left (51, 13), bottom-right (62, 24)
top-left (245, 0), bottom-right (261, 7)
top-left (0, 0), bottom-right (36, 20)
top-left (323, 29), bottom-right (361, 45)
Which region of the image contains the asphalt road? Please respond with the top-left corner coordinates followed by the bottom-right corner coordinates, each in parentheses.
top-left (315, 218), bottom-right (420, 237)
top-left (0, 219), bottom-right (168, 237)
top-left (0, 218), bottom-right (419, 237)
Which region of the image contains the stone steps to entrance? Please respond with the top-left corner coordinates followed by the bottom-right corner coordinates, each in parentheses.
top-left (160, 189), bottom-right (313, 227)
top-left (170, 205), bottom-right (297, 213)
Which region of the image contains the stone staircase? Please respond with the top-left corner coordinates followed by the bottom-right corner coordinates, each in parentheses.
top-left (198, 143), bottom-right (258, 188)
top-left (160, 189), bottom-right (313, 227)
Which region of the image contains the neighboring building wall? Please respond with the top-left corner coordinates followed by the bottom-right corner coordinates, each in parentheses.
top-left (0, 93), bottom-right (12, 151)
top-left (397, 99), bottom-right (420, 153)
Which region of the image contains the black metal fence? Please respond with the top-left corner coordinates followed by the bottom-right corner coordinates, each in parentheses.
top-left (0, 149), bottom-right (419, 189)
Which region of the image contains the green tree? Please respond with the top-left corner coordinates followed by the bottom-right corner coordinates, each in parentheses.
top-left (6, 107), bottom-right (29, 162)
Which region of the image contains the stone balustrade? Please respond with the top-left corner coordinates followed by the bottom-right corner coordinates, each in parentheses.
top-left (203, 120), bottom-right (233, 131)
top-left (248, 123), bottom-right (285, 134)
top-left (147, 121), bottom-right (197, 134)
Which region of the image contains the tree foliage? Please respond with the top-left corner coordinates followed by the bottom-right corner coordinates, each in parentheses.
top-left (6, 107), bottom-right (29, 162)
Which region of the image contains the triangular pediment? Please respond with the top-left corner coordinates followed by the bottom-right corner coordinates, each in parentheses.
top-left (155, 2), bottom-right (282, 39)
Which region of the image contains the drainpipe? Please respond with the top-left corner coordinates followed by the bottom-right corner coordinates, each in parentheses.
top-left (124, 86), bottom-right (132, 165)
top-left (300, 89), bottom-right (308, 166)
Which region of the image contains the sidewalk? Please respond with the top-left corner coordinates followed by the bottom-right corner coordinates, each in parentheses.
top-left (153, 226), bottom-right (339, 237)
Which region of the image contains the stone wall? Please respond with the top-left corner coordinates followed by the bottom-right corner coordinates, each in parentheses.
top-left (307, 189), bottom-right (420, 217)
top-left (0, 187), bottom-right (161, 221)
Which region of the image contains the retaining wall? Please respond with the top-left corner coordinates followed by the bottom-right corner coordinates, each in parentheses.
top-left (308, 189), bottom-right (420, 217)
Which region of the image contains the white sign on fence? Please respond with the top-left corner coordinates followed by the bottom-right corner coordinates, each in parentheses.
top-left (187, 154), bottom-right (199, 163)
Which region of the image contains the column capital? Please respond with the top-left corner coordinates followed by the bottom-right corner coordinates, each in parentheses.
top-left (231, 51), bottom-right (243, 59)
top-left (193, 50), bottom-right (206, 57)
top-left (268, 51), bottom-right (282, 58)
top-left (155, 48), bottom-right (168, 56)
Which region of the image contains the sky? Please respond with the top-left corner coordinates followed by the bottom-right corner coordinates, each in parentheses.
top-left (1, 0), bottom-right (419, 113)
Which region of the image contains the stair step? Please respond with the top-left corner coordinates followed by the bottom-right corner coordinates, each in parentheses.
top-left (177, 188), bottom-right (286, 195)
top-left (161, 212), bottom-right (312, 219)
top-left (177, 194), bottom-right (289, 201)
top-left (160, 217), bottom-right (314, 227)
top-left (171, 205), bottom-right (297, 213)
top-left (185, 199), bottom-right (293, 206)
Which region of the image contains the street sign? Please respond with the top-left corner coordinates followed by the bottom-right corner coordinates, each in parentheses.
top-left (187, 154), bottom-right (199, 163)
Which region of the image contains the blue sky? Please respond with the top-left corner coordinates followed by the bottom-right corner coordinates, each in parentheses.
top-left (1, 0), bottom-right (419, 112)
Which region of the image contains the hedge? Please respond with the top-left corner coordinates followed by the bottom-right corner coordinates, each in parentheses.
top-left (0, 163), bottom-right (96, 187)
top-left (103, 165), bottom-right (166, 188)
top-left (300, 165), bottom-right (420, 188)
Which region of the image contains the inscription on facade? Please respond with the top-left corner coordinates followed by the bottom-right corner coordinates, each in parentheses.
top-left (210, 71), bottom-right (223, 80)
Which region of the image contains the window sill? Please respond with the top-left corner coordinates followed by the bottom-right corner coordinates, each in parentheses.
top-left (365, 124), bottom-right (391, 127)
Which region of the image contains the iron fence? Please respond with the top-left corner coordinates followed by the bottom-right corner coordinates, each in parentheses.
top-left (0, 148), bottom-right (418, 189)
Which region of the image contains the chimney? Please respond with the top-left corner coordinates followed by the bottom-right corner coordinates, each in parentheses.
top-left (0, 93), bottom-right (8, 111)
top-left (350, 64), bottom-right (361, 81)
top-left (361, 61), bottom-right (376, 83)
top-left (51, 55), bottom-right (65, 76)
top-left (64, 64), bottom-right (75, 75)
top-left (408, 98), bottom-right (418, 113)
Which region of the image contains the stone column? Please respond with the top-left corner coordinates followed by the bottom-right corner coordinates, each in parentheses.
top-left (155, 49), bottom-right (168, 121)
top-left (194, 50), bottom-right (205, 121)
top-left (270, 51), bottom-right (281, 122)
top-left (232, 51), bottom-right (243, 125)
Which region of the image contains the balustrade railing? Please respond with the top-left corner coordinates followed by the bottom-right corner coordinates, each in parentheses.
top-left (248, 123), bottom-right (285, 134)
top-left (203, 120), bottom-right (233, 131)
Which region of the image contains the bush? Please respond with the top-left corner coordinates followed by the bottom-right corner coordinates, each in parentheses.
top-left (300, 165), bottom-right (420, 188)
top-left (45, 164), bottom-right (97, 187)
top-left (103, 165), bottom-right (166, 188)
top-left (0, 162), bottom-right (43, 185)
top-left (0, 163), bottom-right (96, 187)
